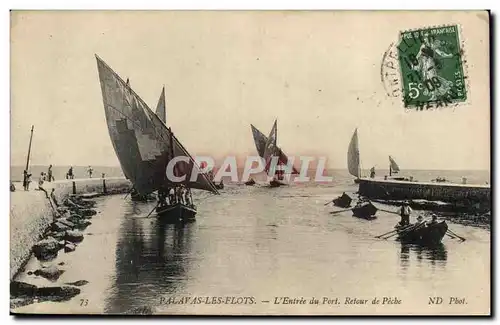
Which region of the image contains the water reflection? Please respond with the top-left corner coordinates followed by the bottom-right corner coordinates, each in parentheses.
top-left (104, 204), bottom-right (194, 314)
top-left (399, 243), bottom-right (448, 270)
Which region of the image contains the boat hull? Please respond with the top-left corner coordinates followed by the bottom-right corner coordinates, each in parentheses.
top-left (156, 203), bottom-right (197, 223)
top-left (396, 221), bottom-right (448, 246)
top-left (333, 193), bottom-right (353, 208)
top-left (352, 202), bottom-right (378, 220)
top-left (270, 180), bottom-right (287, 187)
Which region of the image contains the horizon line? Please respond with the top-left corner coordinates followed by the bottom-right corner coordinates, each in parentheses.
top-left (10, 164), bottom-right (491, 172)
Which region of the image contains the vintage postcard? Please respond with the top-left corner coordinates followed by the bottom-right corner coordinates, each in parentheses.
top-left (10, 10), bottom-right (491, 315)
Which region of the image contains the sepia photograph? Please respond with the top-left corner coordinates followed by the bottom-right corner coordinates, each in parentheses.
top-left (9, 10), bottom-right (491, 315)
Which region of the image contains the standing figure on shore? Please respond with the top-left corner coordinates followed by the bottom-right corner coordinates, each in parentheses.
top-left (370, 166), bottom-right (376, 178)
top-left (50, 188), bottom-right (59, 207)
top-left (37, 172), bottom-right (47, 195)
top-left (47, 164), bottom-right (54, 182)
top-left (22, 170), bottom-right (27, 190)
top-left (67, 166), bottom-right (74, 179)
top-left (87, 166), bottom-right (94, 178)
top-left (23, 170), bottom-right (32, 191)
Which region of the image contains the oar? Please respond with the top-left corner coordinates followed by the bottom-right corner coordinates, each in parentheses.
top-left (380, 221), bottom-right (428, 240)
top-left (145, 201), bottom-right (160, 218)
top-left (324, 199), bottom-right (334, 206)
top-left (447, 229), bottom-right (466, 241)
top-left (378, 208), bottom-right (401, 215)
top-left (445, 231), bottom-right (458, 239)
top-left (123, 187), bottom-right (134, 200)
top-left (379, 224), bottom-right (417, 239)
top-left (330, 208), bottom-right (353, 215)
top-left (376, 223), bottom-right (414, 238)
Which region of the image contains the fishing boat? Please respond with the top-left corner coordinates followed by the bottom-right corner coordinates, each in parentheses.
top-left (96, 55), bottom-right (219, 223)
top-left (261, 120), bottom-right (299, 187)
top-left (347, 128), bottom-right (363, 184)
top-left (395, 221), bottom-right (448, 246)
top-left (245, 178), bottom-right (256, 186)
top-left (332, 192), bottom-right (353, 208)
top-left (352, 200), bottom-right (378, 220)
top-left (385, 156), bottom-right (413, 181)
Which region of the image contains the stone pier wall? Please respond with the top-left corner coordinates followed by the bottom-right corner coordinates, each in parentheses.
top-left (358, 178), bottom-right (491, 203)
top-left (10, 177), bottom-right (131, 280)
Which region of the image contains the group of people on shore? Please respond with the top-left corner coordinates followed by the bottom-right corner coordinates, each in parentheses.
top-left (16, 165), bottom-right (98, 192)
top-left (158, 185), bottom-right (193, 208)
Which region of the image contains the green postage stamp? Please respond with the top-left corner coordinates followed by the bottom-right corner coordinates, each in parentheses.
top-left (397, 25), bottom-right (467, 109)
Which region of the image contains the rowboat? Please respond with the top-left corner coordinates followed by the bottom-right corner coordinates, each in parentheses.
top-left (245, 178), bottom-right (256, 186)
top-left (332, 192), bottom-right (353, 208)
top-left (352, 201), bottom-right (378, 220)
top-left (395, 221), bottom-right (448, 246)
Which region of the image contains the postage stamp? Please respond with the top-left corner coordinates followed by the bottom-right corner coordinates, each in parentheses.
top-left (397, 25), bottom-right (467, 109)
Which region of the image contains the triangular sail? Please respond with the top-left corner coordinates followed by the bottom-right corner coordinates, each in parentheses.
top-left (156, 86), bottom-right (166, 124)
top-left (95, 55), bottom-right (219, 195)
top-left (263, 120), bottom-right (278, 173)
top-left (389, 155), bottom-right (400, 173)
top-left (250, 124), bottom-right (267, 158)
top-left (347, 128), bottom-right (360, 178)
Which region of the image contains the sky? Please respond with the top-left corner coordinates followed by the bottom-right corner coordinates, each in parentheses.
top-left (10, 11), bottom-right (490, 170)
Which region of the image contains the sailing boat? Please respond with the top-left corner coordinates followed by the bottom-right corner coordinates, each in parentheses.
top-left (96, 55), bottom-right (219, 223)
top-left (348, 128), bottom-right (362, 184)
top-left (389, 155), bottom-right (400, 176)
top-left (262, 119), bottom-right (299, 187)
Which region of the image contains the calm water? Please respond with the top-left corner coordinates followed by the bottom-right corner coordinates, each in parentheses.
top-left (14, 170), bottom-right (490, 315)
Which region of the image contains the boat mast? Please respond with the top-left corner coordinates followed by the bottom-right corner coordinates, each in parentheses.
top-left (25, 125), bottom-right (34, 172)
top-left (357, 129), bottom-right (362, 179)
top-left (168, 127), bottom-right (175, 183)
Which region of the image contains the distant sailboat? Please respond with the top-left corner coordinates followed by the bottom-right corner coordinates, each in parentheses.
top-left (389, 155), bottom-right (400, 176)
top-left (262, 119), bottom-right (299, 187)
top-left (96, 55), bottom-right (219, 223)
top-left (348, 128), bottom-right (362, 183)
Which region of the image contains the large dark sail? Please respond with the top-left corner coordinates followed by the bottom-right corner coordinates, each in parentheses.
top-left (96, 55), bottom-right (219, 195)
